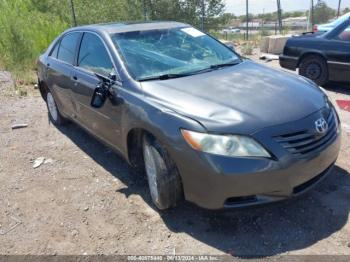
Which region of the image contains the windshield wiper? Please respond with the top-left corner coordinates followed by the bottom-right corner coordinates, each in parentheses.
top-left (138, 73), bottom-right (192, 82)
top-left (138, 61), bottom-right (241, 82)
top-left (210, 61), bottom-right (240, 69)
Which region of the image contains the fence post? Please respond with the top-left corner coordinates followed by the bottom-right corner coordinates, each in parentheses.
top-left (246, 0), bottom-right (249, 40)
top-left (143, 0), bottom-right (147, 21)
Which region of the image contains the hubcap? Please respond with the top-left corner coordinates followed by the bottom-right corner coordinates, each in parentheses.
top-left (47, 92), bottom-right (58, 122)
top-left (306, 62), bottom-right (321, 80)
top-left (143, 144), bottom-right (159, 203)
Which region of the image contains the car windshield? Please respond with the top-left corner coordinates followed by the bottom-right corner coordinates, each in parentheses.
top-left (111, 27), bottom-right (240, 81)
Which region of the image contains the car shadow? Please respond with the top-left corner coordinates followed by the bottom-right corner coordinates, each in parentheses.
top-left (57, 122), bottom-right (350, 257)
top-left (324, 81), bottom-right (350, 96)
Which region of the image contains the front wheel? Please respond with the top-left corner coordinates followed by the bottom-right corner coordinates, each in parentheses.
top-left (299, 55), bottom-right (328, 86)
top-left (143, 135), bottom-right (183, 210)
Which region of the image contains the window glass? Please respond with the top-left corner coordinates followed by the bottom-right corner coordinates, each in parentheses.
top-left (57, 32), bottom-right (80, 64)
top-left (111, 27), bottom-right (240, 80)
top-left (336, 25), bottom-right (350, 41)
top-left (78, 33), bottom-right (114, 76)
top-left (50, 42), bottom-right (59, 58)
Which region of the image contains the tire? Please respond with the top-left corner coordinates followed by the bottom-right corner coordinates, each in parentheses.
top-left (299, 55), bottom-right (329, 86)
top-left (143, 135), bottom-right (183, 210)
top-left (46, 91), bottom-right (66, 126)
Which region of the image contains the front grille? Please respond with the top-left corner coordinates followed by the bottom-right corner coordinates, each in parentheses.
top-left (274, 110), bottom-right (338, 156)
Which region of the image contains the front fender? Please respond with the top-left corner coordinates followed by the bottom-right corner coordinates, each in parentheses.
top-left (119, 90), bottom-right (206, 163)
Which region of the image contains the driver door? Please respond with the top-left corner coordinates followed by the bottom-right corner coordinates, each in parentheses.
top-left (71, 32), bottom-right (123, 150)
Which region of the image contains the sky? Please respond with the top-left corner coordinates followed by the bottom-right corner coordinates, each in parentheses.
top-left (224, 0), bottom-right (350, 15)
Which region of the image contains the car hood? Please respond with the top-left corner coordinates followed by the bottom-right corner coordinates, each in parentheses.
top-left (140, 60), bottom-right (326, 134)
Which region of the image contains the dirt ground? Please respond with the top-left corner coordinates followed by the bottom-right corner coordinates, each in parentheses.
top-left (0, 57), bottom-right (350, 257)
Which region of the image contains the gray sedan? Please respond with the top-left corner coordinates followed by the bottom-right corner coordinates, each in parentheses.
top-left (37, 21), bottom-right (341, 210)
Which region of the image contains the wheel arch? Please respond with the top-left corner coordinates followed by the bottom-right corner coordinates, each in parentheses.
top-left (297, 51), bottom-right (328, 68)
top-left (126, 127), bottom-right (149, 169)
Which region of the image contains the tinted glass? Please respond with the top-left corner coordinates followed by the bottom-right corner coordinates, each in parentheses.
top-left (336, 24), bottom-right (350, 41)
top-left (78, 33), bottom-right (114, 76)
top-left (111, 27), bottom-right (240, 80)
top-left (57, 32), bottom-right (80, 64)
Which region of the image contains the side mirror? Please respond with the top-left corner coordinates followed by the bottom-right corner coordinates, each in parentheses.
top-left (91, 85), bottom-right (107, 108)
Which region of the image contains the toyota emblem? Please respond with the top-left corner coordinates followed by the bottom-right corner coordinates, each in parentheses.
top-left (315, 117), bottom-right (328, 134)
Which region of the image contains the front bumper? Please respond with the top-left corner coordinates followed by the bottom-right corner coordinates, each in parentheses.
top-left (169, 109), bottom-right (341, 209)
top-left (279, 55), bottom-right (299, 71)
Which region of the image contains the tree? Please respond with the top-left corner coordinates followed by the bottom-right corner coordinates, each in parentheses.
top-left (218, 12), bottom-right (236, 26)
top-left (343, 7), bottom-right (350, 14)
top-left (313, 0), bottom-right (336, 24)
top-left (143, 0), bottom-right (225, 31)
top-left (239, 13), bottom-right (254, 22)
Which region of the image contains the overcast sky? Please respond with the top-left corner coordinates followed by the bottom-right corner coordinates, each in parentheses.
top-left (224, 0), bottom-right (350, 15)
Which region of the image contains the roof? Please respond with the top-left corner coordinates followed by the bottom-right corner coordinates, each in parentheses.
top-left (71, 21), bottom-right (189, 34)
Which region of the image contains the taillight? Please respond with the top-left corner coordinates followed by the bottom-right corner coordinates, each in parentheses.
top-left (313, 25), bottom-right (318, 32)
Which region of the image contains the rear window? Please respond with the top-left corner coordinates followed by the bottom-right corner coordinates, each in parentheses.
top-left (57, 32), bottom-right (80, 65)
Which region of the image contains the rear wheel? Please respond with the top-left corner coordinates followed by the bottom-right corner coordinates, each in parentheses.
top-left (299, 55), bottom-right (328, 86)
top-left (143, 135), bottom-right (183, 210)
top-left (46, 91), bottom-right (66, 126)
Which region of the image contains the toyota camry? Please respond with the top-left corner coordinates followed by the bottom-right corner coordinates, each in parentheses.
top-left (37, 21), bottom-right (341, 210)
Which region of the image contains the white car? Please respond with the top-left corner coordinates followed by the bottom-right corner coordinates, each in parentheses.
top-left (221, 28), bottom-right (240, 34)
top-left (315, 12), bottom-right (350, 32)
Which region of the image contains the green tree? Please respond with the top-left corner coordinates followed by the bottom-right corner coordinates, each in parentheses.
top-left (343, 7), bottom-right (350, 15)
top-left (313, 0), bottom-right (336, 24)
top-left (239, 13), bottom-right (254, 22)
top-left (144, 0), bottom-right (225, 30)
top-left (218, 12), bottom-right (236, 26)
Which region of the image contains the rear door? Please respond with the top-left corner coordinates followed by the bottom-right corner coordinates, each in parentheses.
top-left (71, 32), bottom-right (124, 150)
top-left (46, 32), bottom-right (81, 117)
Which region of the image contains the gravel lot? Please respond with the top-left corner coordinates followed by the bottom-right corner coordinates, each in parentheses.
top-left (0, 57), bottom-right (349, 257)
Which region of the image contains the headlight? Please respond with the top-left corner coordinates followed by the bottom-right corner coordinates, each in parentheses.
top-left (181, 129), bottom-right (271, 158)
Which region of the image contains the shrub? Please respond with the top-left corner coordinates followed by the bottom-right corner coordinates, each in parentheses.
top-left (0, 0), bottom-right (68, 72)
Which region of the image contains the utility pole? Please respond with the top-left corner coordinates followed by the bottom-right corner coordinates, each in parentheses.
top-left (246, 0), bottom-right (249, 40)
top-left (69, 0), bottom-right (77, 27)
top-left (276, 0), bottom-right (282, 33)
top-left (337, 0), bottom-right (342, 17)
top-left (201, 0), bottom-right (205, 32)
top-left (311, 0), bottom-right (314, 30)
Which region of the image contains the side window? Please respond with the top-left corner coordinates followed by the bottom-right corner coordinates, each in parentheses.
top-left (336, 25), bottom-right (350, 42)
top-left (57, 32), bottom-right (80, 64)
top-left (50, 42), bottom-right (59, 58)
top-left (78, 33), bottom-right (114, 76)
